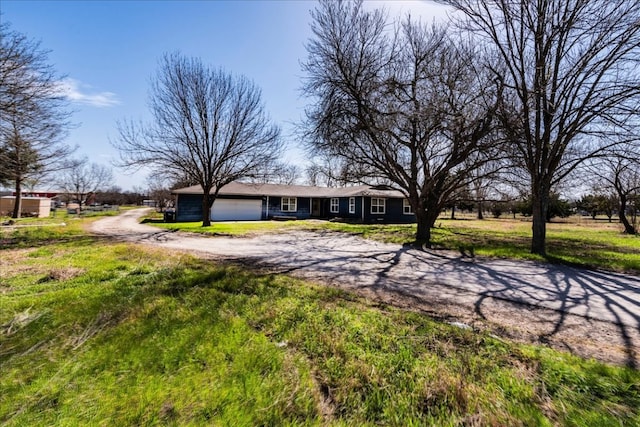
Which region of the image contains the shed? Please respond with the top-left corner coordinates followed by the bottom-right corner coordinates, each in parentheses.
top-left (0, 196), bottom-right (52, 218)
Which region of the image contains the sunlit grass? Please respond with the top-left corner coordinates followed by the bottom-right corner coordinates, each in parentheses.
top-left (152, 219), bottom-right (301, 235)
top-left (0, 209), bottom-right (121, 249)
top-left (2, 230), bottom-right (639, 425)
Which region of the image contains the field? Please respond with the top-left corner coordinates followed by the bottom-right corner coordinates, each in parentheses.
top-left (1, 212), bottom-right (639, 425)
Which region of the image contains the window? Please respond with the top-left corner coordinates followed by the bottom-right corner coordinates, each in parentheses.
top-left (403, 199), bottom-right (414, 215)
top-left (281, 197), bottom-right (297, 212)
top-left (371, 198), bottom-right (385, 214)
top-left (330, 198), bottom-right (339, 213)
top-left (348, 197), bottom-right (356, 214)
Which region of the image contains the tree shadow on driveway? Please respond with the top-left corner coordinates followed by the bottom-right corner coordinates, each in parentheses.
top-left (256, 237), bottom-right (640, 368)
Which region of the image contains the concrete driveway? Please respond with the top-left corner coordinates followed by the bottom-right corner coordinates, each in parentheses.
top-left (92, 208), bottom-right (640, 367)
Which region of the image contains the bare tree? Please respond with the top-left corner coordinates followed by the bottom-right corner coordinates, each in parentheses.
top-left (304, 154), bottom-right (356, 188)
top-left (146, 178), bottom-right (173, 212)
top-left (114, 53), bottom-right (282, 226)
top-left (302, 1), bottom-right (501, 245)
top-left (584, 150), bottom-right (640, 234)
top-left (444, 0), bottom-right (640, 255)
top-left (248, 161), bottom-right (300, 185)
top-left (465, 154), bottom-right (507, 219)
top-left (0, 22), bottom-right (73, 218)
top-left (57, 158), bottom-right (113, 208)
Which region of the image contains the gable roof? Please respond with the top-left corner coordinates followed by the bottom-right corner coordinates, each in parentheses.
top-left (172, 181), bottom-right (405, 198)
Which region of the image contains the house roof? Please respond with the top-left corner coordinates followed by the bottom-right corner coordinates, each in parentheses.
top-left (172, 181), bottom-right (405, 198)
top-left (1, 196), bottom-right (52, 200)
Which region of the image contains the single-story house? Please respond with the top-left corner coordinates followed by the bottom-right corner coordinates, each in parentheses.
top-left (172, 181), bottom-right (416, 223)
top-left (0, 196), bottom-right (52, 218)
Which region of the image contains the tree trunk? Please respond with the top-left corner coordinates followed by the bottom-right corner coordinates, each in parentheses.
top-left (450, 205), bottom-right (456, 220)
top-left (416, 215), bottom-right (432, 245)
top-left (12, 179), bottom-right (22, 219)
top-left (415, 205), bottom-right (440, 248)
top-left (618, 195), bottom-right (637, 235)
top-left (202, 192), bottom-right (213, 227)
top-left (477, 200), bottom-right (484, 220)
top-left (530, 184), bottom-right (549, 256)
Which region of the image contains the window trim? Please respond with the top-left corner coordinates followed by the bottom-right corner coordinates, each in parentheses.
top-left (403, 199), bottom-right (414, 215)
top-left (330, 197), bottom-right (339, 214)
top-left (281, 197), bottom-right (297, 212)
top-left (348, 197), bottom-right (356, 214)
top-left (370, 197), bottom-right (386, 214)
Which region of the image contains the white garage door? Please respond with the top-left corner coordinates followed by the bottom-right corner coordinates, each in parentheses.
top-left (210, 199), bottom-right (262, 221)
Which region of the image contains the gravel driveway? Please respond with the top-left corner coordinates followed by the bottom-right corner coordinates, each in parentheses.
top-left (91, 208), bottom-right (640, 367)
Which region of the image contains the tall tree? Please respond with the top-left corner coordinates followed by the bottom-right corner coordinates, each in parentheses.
top-left (0, 22), bottom-right (73, 218)
top-left (302, 0), bottom-right (501, 245)
top-left (444, 0), bottom-right (640, 255)
top-left (114, 53), bottom-right (282, 226)
top-left (57, 158), bottom-right (114, 208)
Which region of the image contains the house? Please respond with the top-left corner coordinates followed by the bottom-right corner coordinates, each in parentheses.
top-left (172, 181), bottom-right (416, 223)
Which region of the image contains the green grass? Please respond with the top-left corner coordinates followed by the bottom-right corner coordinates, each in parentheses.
top-left (426, 217), bottom-right (640, 274)
top-left (1, 220), bottom-right (639, 425)
top-left (151, 219), bottom-right (300, 236)
top-left (0, 210), bottom-right (118, 248)
top-left (1, 209), bottom-right (68, 225)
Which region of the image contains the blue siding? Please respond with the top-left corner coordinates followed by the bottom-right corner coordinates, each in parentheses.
top-left (362, 197), bottom-right (415, 224)
top-left (176, 193), bottom-right (416, 224)
top-left (266, 196), bottom-right (312, 219)
top-left (327, 197), bottom-right (362, 221)
top-left (176, 194), bottom-right (204, 222)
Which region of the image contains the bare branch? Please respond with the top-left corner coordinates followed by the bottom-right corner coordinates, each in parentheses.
top-left (112, 52), bottom-right (282, 225)
top-left (302, 0), bottom-right (501, 244)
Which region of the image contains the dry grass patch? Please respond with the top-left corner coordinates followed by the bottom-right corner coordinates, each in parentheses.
top-left (1, 251), bottom-right (84, 283)
top-left (37, 267), bottom-right (85, 283)
top-left (2, 248), bottom-right (36, 266)
top-left (1, 249), bottom-right (47, 282)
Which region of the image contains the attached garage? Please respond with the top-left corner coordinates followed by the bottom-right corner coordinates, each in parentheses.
top-left (210, 198), bottom-right (262, 221)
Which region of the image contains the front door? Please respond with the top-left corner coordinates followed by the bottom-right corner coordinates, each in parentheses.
top-left (311, 198), bottom-right (321, 217)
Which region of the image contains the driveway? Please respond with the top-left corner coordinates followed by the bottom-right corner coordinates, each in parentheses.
top-left (92, 208), bottom-right (640, 367)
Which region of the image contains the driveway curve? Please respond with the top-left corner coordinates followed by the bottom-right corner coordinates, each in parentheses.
top-left (91, 208), bottom-right (640, 367)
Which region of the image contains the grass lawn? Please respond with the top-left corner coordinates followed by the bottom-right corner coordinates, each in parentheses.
top-left (150, 217), bottom-right (301, 236)
top-left (148, 210), bottom-right (640, 274)
top-left (1, 217), bottom-right (639, 425)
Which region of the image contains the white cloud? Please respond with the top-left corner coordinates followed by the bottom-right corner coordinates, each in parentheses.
top-left (56, 78), bottom-right (120, 107)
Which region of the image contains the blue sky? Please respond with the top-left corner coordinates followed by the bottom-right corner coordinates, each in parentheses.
top-left (2, 0), bottom-right (450, 190)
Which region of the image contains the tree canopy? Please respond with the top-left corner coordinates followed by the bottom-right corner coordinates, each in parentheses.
top-left (302, 0), bottom-right (501, 245)
top-left (444, 0), bottom-right (640, 254)
top-left (0, 21), bottom-right (73, 218)
top-left (114, 53), bottom-right (282, 226)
